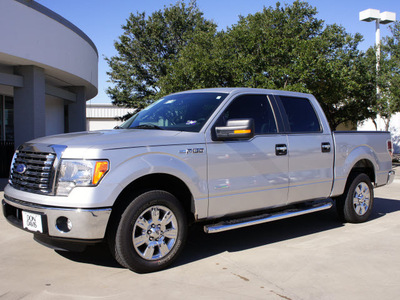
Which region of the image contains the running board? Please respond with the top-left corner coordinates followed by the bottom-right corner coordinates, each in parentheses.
top-left (204, 201), bottom-right (333, 234)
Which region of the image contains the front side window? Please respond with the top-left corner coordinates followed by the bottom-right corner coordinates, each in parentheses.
top-left (120, 92), bottom-right (227, 132)
top-left (280, 96), bottom-right (321, 133)
top-left (215, 94), bottom-right (277, 135)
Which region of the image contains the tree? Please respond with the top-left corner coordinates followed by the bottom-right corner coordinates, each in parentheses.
top-left (162, 1), bottom-right (324, 92)
top-left (107, 1), bottom-right (377, 129)
top-left (304, 24), bottom-right (376, 130)
top-left (161, 1), bottom-right (374, 129)
top-left (106, 0), bottom-right (216, 112)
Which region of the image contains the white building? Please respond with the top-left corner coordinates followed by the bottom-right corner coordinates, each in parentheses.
top-left (0, 0), bottom-right (98, 146)
top-left (86, 103), bottom-right (135, 131)
top-left (358, 113), bottom-right (400, 154)
top-left (0, 0), bottom-right (98, 176)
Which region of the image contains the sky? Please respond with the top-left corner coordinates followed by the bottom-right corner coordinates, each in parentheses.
top-left (36, 0), bottom-right (400, 104)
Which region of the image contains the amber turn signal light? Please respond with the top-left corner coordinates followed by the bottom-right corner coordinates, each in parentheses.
top-left (92, 161), bottom-right (109, 185)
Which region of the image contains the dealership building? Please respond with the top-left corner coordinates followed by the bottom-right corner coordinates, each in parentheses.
top-left (0, 0), bottom-right (98, 176)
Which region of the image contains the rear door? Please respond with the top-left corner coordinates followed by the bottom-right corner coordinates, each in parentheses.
top-left (276, 95), bottom-right (334, 204)
top-left (206, 93), bottom-right (289, 217)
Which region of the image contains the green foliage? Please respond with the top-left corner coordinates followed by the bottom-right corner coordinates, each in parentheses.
top-left (162, 1), bottom-right (324, 92)
top-left (107, 0), bottom-right (380, 129)
top-left (161, 1), bottom-right (374, 129)
top-left (305, 24), bottom-right (376, 129)
top-left (106, 0), bottom-right (216, 111)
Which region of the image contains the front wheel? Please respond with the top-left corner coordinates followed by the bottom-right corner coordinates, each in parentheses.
top-left (113, 190), bottom-right (187, 273)
top-left (336, 173), bottom-right (374, 223)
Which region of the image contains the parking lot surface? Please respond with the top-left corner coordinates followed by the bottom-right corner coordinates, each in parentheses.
top-left (1, 168), bottom-right (399, 300)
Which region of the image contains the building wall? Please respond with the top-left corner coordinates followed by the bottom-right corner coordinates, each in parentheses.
top-left (0, 0), bottom-right (98, 149)
top-left (358, 113), bottom-right (400, 153)
top-left (86, 104), bottom-right (135, 131)
top-left (87, 119), bottom-right (122, 131)
top-left (0, 0), bottom-right (98, 98)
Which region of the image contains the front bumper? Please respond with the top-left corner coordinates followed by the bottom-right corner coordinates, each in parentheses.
top-left (2, 195), bottom-right (111, 240)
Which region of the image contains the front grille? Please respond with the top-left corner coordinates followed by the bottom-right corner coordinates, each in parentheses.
top-left (10, 150), bottom-right (56, 194)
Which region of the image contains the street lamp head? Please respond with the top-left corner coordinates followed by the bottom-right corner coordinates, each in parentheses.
top-left (359, 9), bottom-right (396, 24)
top-left (379, 11), bottom-right (396, 24)
top-left (360, 9), bottom-right (380, 22)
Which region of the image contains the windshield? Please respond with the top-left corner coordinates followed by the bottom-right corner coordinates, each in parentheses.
top-left (119, 92), bottom-right (228, 132)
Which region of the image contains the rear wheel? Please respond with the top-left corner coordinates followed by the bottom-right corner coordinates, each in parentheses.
top-left (112, 190), bottom-right (187, 273)
top-left (336, 173), bottom-right (374, 223)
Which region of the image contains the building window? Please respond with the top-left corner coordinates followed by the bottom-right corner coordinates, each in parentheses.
top-left (0, 95), bottom-right (14, 142)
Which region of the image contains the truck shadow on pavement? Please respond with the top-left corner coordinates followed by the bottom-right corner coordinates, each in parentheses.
top-left (56, 197), bottom-right (400, 270)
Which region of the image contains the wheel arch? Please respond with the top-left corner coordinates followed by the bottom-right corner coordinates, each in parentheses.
top-left (335, 159), bottom-right (376, 198)
top-left (331, 155), bottom-right (377, 197)
top-left (107, 173), bottom-right (195, 235)
top-left (348, 159), bottom-right (376, 184)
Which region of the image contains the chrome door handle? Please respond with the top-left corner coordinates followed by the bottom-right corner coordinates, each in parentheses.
top-left (321, 142), bottom-right (331, 153)
top-left (275, 144), bottom-right (287, 156)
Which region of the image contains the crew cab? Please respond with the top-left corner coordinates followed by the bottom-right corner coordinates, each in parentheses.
top-left (2, 88), bottom-right (395, 273)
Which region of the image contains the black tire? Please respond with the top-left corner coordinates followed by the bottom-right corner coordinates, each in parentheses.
top-left (336, 173), bottom-right (374, 223)
top-left (113, 190), bottom-right (187, 273)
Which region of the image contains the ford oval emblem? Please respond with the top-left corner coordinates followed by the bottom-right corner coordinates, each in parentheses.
top-left (16, 164), bottom-right (27, 174)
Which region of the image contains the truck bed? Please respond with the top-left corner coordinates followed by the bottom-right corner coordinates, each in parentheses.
top-left (331, 131), bottom-right (392, 197)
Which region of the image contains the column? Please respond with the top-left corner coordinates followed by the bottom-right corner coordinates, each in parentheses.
top-left (66, 86), bottom-right (86, 132)
top-left (13, 65), bottom-right (46, 148)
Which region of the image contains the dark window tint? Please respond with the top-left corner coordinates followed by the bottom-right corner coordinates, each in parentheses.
top-left (0, 95), bottom-right (14, 142)
top-left (280, 96), bottom-right (321, 133)
top-left (216, 94), bottom-right (277, 134)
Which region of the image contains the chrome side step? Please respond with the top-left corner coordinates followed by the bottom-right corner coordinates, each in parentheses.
top-left (204, 201), bottom-right (333, 234)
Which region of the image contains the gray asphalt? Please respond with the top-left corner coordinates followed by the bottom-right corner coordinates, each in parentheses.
top-left (1, 168), bottom-right (399, 300)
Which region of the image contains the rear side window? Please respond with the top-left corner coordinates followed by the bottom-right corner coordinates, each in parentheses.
top-left (280, 96), bottom-right (321, 133)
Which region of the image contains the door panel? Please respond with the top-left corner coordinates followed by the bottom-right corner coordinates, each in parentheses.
top-left (277, 95), bottom-right (334, 204)
top-left (287, 134), bottom-right (334, 204)
top-left (207, 135), bottom-right (289, 217)
top-left (206, 93), bottom-right (289, 218)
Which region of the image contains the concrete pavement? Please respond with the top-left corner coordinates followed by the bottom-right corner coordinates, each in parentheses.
top-left (0, 168), bottom-right (399, 299)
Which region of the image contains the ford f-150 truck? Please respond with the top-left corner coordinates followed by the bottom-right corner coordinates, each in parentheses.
top-left (2, 88), bottom-right (395, 273)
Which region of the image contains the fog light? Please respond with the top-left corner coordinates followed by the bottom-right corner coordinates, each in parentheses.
top-left (56, 217), bottom-right (72, 233)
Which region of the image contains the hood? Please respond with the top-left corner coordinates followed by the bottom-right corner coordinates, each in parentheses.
top-left (29, 129), bottom-right (205, 150)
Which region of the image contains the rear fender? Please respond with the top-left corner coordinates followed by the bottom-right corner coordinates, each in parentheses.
top-left (331, 145), bottom-right (377, 197)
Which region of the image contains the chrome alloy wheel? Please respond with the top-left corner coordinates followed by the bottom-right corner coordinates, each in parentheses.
top-left (352, 182), bottom-right (371, 216)
top-left (132, 205), bottom-right (178, 261)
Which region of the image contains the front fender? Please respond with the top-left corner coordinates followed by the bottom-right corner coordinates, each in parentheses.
top-left (99, 146), bottom-right (208, 210)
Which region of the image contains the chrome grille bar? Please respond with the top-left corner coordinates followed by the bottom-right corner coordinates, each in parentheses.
top-left (9, 144), bottom-right (67, 195)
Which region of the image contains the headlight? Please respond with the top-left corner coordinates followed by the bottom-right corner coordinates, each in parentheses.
top-left (56, 160), bottom-right (109, 196)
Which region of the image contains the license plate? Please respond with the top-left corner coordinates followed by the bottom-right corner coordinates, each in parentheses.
top-left (22, 211), bottom-right (43, 233)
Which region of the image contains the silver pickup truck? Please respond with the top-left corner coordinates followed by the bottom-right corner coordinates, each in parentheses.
top-left (2, 88), bottom-right (395, 273)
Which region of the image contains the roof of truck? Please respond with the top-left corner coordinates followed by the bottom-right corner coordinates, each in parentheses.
top-left (174, 87), bottom-right (313, 98)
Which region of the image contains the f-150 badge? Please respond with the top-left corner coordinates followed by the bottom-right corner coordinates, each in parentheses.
top-left (179, 148), bottom-right (204, 154)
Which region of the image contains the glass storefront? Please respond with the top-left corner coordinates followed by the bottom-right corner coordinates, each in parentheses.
top-left (0, 95), bottom-right (14, 142)
top-left (0, 95), bottom-right (14, 177)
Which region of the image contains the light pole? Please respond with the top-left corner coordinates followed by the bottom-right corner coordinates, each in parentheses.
top-left (359, 9), bottom-right (396, 130)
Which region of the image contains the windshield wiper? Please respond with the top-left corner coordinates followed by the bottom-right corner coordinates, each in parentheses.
top-left (131, 124), bottom-right (164, 130)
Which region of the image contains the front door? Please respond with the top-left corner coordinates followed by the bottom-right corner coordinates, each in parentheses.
top-left (206, 94), bottom-right (289, 218)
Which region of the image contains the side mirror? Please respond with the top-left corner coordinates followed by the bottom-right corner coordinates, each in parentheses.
top-left (215, 118), bottom-right (255, 141)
